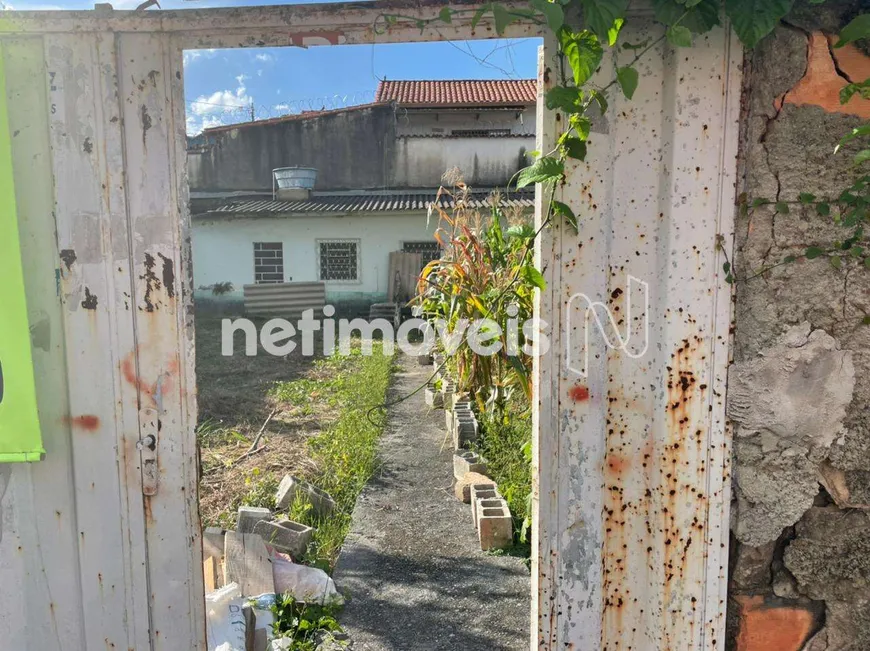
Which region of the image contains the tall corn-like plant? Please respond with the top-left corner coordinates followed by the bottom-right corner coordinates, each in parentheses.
top-left (415, 181), bottom-right (543, 413)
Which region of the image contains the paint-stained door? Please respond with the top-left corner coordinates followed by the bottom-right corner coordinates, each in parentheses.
top-left (2, 30), bottom-right (203, 651)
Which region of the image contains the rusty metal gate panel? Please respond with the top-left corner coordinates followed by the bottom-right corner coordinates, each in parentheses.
top-left (533, 17), bottom-right (741, 651)
top-left (0, 4), bottom-right (740, 651)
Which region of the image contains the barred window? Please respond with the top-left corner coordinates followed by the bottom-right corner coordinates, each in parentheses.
top-left (403, 241), bottom-right (442, 266)
top-left (318, 240), bottom-right (359, 282)
top-left (253, 242), bottom-right (284, 284)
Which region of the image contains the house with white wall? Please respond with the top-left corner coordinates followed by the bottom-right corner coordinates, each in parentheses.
top-left (188, 79), bottom-right (536, 314)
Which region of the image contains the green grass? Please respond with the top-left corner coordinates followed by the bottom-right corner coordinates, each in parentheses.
top-left (475, 397), bottom-right (532, 554)
top-left (272, 341), bottom-right (394, 570)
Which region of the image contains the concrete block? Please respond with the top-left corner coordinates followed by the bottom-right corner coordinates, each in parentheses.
top-left (417, 353), bottom-right (433, 366)
top-left (424, 387), bottom-right (444, 409)
top-left (474, 497), bottom-right (505, 529)
top-left (203, 526), bottom-right (225, 560)
top-left (471, 486), bottom-right (501, 526)
top-left (237, 506), bottom-right (272, 534)
top-left (453, 450), bottom-right (487, 481)
top-left (453, 416), bottom-right (479, 449)
top-left (454, 472), bottom-right (494, 503)
top-left (275, 474), bottom-right (336, 516)
top-left (478, 503), bottom-right (513, 551)
top-left (253, 519), bottom-right (314, 559)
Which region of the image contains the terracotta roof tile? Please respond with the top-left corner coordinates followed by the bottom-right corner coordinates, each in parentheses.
top-left (375, 79), bottom-right (536, 107)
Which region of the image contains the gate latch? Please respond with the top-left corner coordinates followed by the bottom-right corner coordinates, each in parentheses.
top-left (138, 408), bottom-right (159, 496)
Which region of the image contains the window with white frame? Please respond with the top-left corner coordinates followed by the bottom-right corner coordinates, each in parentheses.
top-left (317, 239), bottom-right (360, 282)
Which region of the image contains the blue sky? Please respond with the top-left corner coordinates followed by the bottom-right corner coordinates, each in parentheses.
top-left (5, 0), bottom-right (539, 134)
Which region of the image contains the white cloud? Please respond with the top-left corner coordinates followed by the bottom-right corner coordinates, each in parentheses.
top-left (186, 75), bottom-right (253, 135)
top-left (183, 48), bottom-right (217, 66)
top-left (257, 69), bottom-right (263, 77)
top-left (254, 53), bottom-right (273, 63)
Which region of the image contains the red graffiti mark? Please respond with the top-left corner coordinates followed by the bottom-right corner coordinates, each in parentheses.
top-left (569, 384), bottom-right (590, 402)
top-left (63, 415), bottom-right (101, 431)
top-left (120, 348), bottom-right (181, 406)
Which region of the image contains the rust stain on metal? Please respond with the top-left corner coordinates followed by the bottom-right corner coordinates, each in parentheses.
top-left (81, 287), bottom-right (98, 310)
top-left (158, 253), bottom-right (176, 299)
top-left (140, 104), bottom-right (152, 146)
top-left (140, 253), bottom-right (162, 312)
top-left (59, 249), bottom-right (77, 270)
top-left (63, 414), bottom-right (101, 431)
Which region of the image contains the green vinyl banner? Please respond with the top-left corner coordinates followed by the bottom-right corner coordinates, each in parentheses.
top-left (0, 49), bottom-right (44, 462)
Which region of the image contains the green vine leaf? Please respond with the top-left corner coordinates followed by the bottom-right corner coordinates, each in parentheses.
top-left (798, 192), bottom-right (816, 204)
top-left (471, 3), bottom-right (491, 29)
top-left (545, 86), bottom-right (584, 113)
top-left (830, 255), bottom-right (842, 269)
top-left (570, 114), bottom-right (592, 140)
top-left (516, 156), bottom-right (565, 188)
top-left (666, 25), bottom-right (693, 47)
top-left (653, 0), bottom-right (720, 34)
top-left (863, 315), bottom-right (870, 326)
top-left (439, 6), bottom-right (452, 23)
top-left (817, 202), bottom-right (831, 216)
top-left (751, 197), bottom-right (770, 207)
top-left (552, 200), bottom-right (579, 234)
top-left (725, 0), bottom-right (794, 48)
top-left (805, 246), bottom-right (825, 259)
top-left (855, 149), bottom-right (870, 166)
top-left (836, 124), bottom-right (870, 153)
top-left (492, 3), bottom-right (514, 34)
top-left (578, 0), bottom-right (629, 41)
top-left (521, 265), bottom-right (548, 290)
top-left (775, 201), bottom-right (790, 214)
top-left (559, 28), bottom-right (604, 86)
top-left (616, 66), bottom-right (639, 99)
top-left (834, 13), bottom-right (870, 48)
top-left (531, 0), bottom-right (565, 32)
top-left (562, 137), bottom-right (588, 161)
top-left (607, 18), bottom-right (625, 46)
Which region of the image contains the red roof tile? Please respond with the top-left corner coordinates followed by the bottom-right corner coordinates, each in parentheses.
top-left (375, 79), bottom-right (536, 107)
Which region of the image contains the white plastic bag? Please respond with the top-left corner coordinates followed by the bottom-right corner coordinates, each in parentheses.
top-left (205, 583), bottom-right (246, 651)
top-left (271, 556), bottom-right (344, 605)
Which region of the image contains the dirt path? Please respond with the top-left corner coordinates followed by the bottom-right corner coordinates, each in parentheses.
top-left (333, 353), bottom-right (530, 651)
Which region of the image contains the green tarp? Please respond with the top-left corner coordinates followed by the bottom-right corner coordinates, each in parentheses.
top-left (0, 49), bottom-right (44, 462)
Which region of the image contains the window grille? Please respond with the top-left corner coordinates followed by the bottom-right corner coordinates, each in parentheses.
top-left (253, 242), bottom-right (284, 284)
top-left (318, 240), bottom-right (359, 282)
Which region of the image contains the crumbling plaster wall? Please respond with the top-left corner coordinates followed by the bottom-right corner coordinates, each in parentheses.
top-left (728, 2), bottom-right (870, 649)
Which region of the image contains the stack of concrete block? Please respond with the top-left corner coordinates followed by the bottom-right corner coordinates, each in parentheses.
top-left (453, 450), bottom-right (488, 481)
top-left (454, 472), bottom-right (495, 503)
top-left (424, 382), bottom-right (445, 409)
top-left (275, 474), bottom-right (336, 516)
top-left (451, 403), bottom-right (479, 449)
top-left (441, 378), bottom-right (456, 408)
top-left (252, 519), bottom-right (314, 559)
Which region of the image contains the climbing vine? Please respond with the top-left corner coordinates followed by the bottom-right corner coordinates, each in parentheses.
top-left (377, 1), bottom-right (870, 301)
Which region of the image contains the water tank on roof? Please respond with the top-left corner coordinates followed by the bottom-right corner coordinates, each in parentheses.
top-left (273, 167), bottom-right (317, 190)
top-left (273, 167), bottom-right (317, 201)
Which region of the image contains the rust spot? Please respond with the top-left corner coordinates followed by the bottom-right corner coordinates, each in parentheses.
top-left (81, 287), bottom-right (98, 310)
top-left (158, 253), bottom-right (176, 299)
top-left (63, 414), bottom-right (101, 431)
top-left (60, 249), bottom-right (77, 271)
top-left (140, 105), bottom-right (152, 146)
top-left (606, 453), bottom-right (630, 475)
top-left (140, 253), bottom-right (162, 312)
top-left (569, 383), bottom-right (590, 402)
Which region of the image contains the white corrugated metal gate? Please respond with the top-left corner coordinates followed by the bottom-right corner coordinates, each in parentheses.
top-left (0, 3), bottom-right (740, 650)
